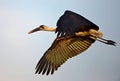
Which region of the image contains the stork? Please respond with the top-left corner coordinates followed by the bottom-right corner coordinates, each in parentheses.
top-left (28, 10), bottom-right (116, 75)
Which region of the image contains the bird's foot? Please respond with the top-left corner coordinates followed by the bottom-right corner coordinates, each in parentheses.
top-left (106, 40), bottom-right (117, 46)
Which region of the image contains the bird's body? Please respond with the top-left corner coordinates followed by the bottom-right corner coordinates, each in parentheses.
top-left (28, 10), bottom-right (116, 75)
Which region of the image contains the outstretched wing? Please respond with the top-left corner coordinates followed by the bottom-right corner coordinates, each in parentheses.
top-left (56, 10), bottom-right (99, 37)
top-left (35, 36), bottom-right (95, 75)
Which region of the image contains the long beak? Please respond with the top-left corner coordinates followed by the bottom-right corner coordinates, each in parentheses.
top-left (28, 27), bottom-right (40, 34)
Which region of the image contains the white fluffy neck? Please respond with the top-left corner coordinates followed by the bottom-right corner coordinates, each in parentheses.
top-left (43, 26), bottom-right (56, 32)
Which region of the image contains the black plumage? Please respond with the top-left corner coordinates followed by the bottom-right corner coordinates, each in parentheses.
top-left (56, 10), bottom-right (99, 37)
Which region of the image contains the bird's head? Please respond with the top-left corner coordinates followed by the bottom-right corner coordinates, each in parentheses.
top-left (28, 25), bottom-right (47, 34)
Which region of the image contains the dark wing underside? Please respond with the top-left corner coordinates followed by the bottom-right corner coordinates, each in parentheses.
top-left (56, 10), bottom-right (99, 37)
top-left (35, 36), bottom-right (95, 75)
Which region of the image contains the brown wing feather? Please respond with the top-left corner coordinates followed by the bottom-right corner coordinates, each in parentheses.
top-left (35, 36), bottom-right (95, 75)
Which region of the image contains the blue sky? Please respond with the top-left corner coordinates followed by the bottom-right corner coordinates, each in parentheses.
top-left (0, 0), bottom-right (120, 81)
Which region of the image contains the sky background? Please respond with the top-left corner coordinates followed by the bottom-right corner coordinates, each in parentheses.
top-left (0, 0), bottom-right (120, 81)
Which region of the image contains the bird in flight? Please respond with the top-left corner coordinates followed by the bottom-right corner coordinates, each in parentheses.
top-left (28, 10), bottom-right (116, 75)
